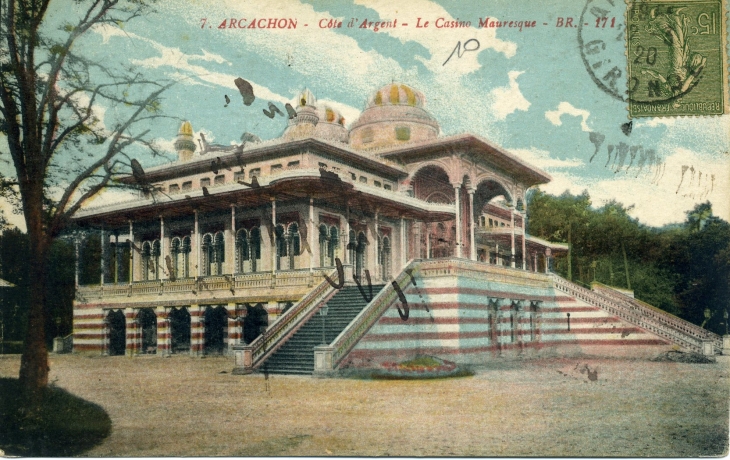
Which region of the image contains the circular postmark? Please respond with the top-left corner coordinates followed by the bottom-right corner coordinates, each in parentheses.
top-left (578, 0), bottom-right (628, 101)
top-left (578, 0), bottom-right (707, 109)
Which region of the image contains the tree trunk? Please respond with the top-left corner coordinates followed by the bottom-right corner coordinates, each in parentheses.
top-left (18, 192), bottom-right (50, 395)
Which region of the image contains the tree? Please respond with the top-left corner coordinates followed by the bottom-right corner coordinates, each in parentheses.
top-left (0, 0), bottom-right (170, 393)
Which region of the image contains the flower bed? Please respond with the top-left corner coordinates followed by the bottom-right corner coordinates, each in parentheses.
top-left (372, 355), bottom-right (471, 380)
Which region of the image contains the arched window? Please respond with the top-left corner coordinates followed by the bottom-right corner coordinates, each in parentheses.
top-left (348, 229), bottom-right (356, 266)
top-left (319, 224), bottom-right (339, 267)
top-left (287, 222), bottom-right (300, 270)
top-left (170, 237), bottom-right (181, 280)
top-left (319, 224), bottom-right (329, 267)
top-left (355, 231), bottom-right (367, 280)
top-left (151, 240), bottom-right (161, 280)
top-left (213, 231), bottom-right (225, 275)
top-left (181, 236), bottom-right (191, 278)
top-left (380, 235), bottom-right (391, 280)
top-left (249, 227), bottom-right (261, 272)
top-left (141, 241), bottom-right (152, 281)
top-left (275, 224), bottom-right (286, 270)
top-left (201, 233), bottom-right (213, 276)
top-left (329, 225), bottom-right (339, 265)
top-left (236, 229), bottom-right (249, 273)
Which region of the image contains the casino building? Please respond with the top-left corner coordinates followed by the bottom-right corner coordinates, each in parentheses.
top-left (72, 84), bottom-right (724, 374)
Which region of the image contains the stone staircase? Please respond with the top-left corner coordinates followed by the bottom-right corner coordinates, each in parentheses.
top-left (551, 274), bottom-right (722, 354)
top-left (262, 284), bottom-right (386, 374)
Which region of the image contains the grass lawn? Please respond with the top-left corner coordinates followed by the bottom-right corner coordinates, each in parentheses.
top-left (0, 353), bottom-right (727, 456)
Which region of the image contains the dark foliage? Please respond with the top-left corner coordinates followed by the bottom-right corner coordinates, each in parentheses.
top-left (528, 190), bottom-right (729, 335)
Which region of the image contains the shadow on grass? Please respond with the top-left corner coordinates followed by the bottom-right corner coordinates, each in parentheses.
top-left (0, 378), bottom-right (111, 456)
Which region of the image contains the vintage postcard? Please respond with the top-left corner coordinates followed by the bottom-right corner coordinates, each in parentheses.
top-left (0, 0), bottom-right (728, 457)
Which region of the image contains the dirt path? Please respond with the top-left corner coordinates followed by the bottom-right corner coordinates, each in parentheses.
top-left (0, 354), bottom-right (727, 456)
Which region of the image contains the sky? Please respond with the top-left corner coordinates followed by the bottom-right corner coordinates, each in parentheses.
top-left (1, 0), bottom-right (728, 230)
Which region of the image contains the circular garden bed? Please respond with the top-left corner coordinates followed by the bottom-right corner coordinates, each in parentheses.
top-left (372, 355), bottom-right (472, 380)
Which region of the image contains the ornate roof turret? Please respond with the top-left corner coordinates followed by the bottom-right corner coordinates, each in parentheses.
top-left (174, 121), bottom-right (196, 162)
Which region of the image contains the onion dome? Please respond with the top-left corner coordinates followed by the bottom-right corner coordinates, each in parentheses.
top-left (174, 121), bottom-right (196, 162)
top-left (350, 83), bottom-right (439, 150)
top-left (313, 105), bottom-right (348, 143)
top-left (283, 89), bottom-right (347, 143)
top-left (369, 83), bottom-right (426, 108)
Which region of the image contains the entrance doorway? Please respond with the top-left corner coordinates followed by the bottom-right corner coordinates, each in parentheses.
top-left (169, 307), bottom-right (191, 353)
top-left (243, 303), bottom-right (269, 344)
top-left (107, 309), bottom-right (126, 356)
top-left (204, 305), bottom-right (228, 355)
top-left (138, 308), bottom-right (157, 354)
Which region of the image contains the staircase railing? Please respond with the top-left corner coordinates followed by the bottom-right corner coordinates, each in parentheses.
top-left (247, 268), bottom-right (338, 367)
top-left (589, 281), bottom-right (723, 352)
top-left (551, 274), bottom-right (721, 353)
top-left (329, 260), bottom-right (421, 368)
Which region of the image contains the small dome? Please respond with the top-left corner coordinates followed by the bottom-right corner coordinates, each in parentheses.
top-left (314, 105), bottom-right (348, 143)
top-left (178, 121), bottom-right (194, 136)
top-left (283, 90), bottom-right (348, 143)
top-left (368, 83), bottom-right (425, 108)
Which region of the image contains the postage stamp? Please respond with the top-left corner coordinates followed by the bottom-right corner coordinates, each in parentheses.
top-left (627, 0), bottom-right (729, 116)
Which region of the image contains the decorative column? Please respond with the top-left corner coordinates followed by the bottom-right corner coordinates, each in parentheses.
top-left (114, 234), bottom-right (121, 284)
top-left (194, 210), bottom-right (200, 277)
top-left (128, 221), bottom-right (134, 284)
top-left (374, 210), bottom-right (380, 279)
top-left (191, 304), bottom-right (204, 356)
top-left (74, 236), bottom-right (80, 288)
top-left (271, 197), bottom-right (277, 275)
top-left (230, 205), bottom-right (237, 274)
top-left (545, 248), bottom-right (551, 274)
top-left (468, 189), bottom-right (476, 260)
top-left (101, 312), bottom-right (110, 356)
top-left (226, 302), bottom-right (239, 353)
top-left (125, 308), bottom-right (136, 357)
top-left (510, 206), bottom-right (516, 268)
top-left (100, 227), bottom-right (106, 285)
top-left (160, 217), bottom-right (167, 280)
top-left (453, 184), bottom-right (462, 258)
top-left (411, 219), bottom-right (421, 259)
top-left (309, 198), bottom-right (314, 273)
top-left (533, 251), bottom-right (538, 272)
top-left (156, 306), bottom-right (169, 356)
top-left (425, 223), bottom-right (431, 259)
top-left (343, 203), bottom-right (350, 265)
top-left (521, 211), bottom-right (527, 270)
top-left (400, 217), bottom-right (407, 268)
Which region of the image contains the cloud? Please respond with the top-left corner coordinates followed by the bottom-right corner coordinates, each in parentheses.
top-left (633, 118), bottom-right (676, 129)
top-left (540, 146), bottom-right (729, 227)
top-left (157, 1), bottom-right (405, 98)
top-left (490, 71), bottom-right (530, 120)
top-left (353, 0), bottom-right (517, 75)
top-left (509, 147), bottom-right (583, 169)
top-left (153, 127), bottom-right (219, 159)
top-left (545, 102), bottom-right (592, 132)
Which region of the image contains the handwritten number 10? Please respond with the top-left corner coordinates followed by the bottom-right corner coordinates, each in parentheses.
top-left (443, 39), bottom-right (480, 66)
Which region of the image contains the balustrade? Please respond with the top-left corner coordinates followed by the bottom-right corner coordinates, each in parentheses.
top-left (552, 275), bottom-right (721, 354)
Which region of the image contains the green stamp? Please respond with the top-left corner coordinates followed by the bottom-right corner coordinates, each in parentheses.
top-left (627, 0), bottom-right (729, 117)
